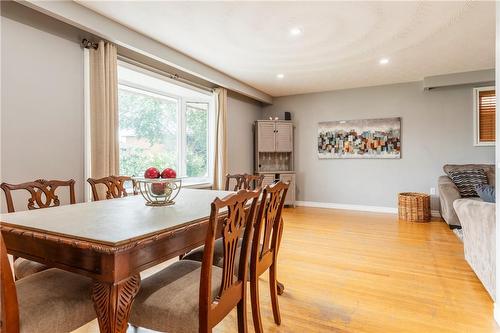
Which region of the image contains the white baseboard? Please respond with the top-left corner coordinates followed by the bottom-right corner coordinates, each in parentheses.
top-left (295, 201), bottom-right (397, 214)
top-left (295, 200), bottom-right (442, 218)
top-left (431, 210), bottom-right (441, 218)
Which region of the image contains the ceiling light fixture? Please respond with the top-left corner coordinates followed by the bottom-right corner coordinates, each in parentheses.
top-left (289, 27), bottom-right (303, 36)
top-left (379, 58), bottom-right (390, 65)
top-left (276, 73), bottom-right (285, 79)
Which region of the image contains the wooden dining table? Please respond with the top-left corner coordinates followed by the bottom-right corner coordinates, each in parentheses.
top-left (0, 188), bottom-right (237, 333)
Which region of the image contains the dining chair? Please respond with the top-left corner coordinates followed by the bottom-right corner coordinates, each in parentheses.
top-left (87, 175), bottom-right (138, 201)
top-left (182, 181), bottom-right (289, 333)
top-left (0, 233), bottom-right (96, 333)
top-left (242, 174), bottom-right (265, 190)
top-left (224, 173), bottom-right (245, 191)
top-left (0, 179), bottom-right (76, 280)
top-left (129, 189), bottom-right (260, 333)
top-left (248, 181), bottom-right (288, 333)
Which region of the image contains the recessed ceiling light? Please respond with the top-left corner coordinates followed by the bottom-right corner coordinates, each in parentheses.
top-left (379, 58), bottom-right (390, 65)
top-left (276, 73), bottom-right (285, 79)
top-left (289, 27), bottom-right (303, 36)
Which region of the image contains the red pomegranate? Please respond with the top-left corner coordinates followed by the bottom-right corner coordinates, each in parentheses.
top-left (161, 168), bottom-right (176, 179)
top-left (144, 167), bottom-right (160, 179)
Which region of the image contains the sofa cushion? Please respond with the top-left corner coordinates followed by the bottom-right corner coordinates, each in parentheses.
top-left (444, 164), bottom-right (495, 185)
top-left (453, 199), bottom-right (496, 300)
top-left (476, 184), bottom-right (495, 203)
top-left (448, 169), bottom-right (488, 197)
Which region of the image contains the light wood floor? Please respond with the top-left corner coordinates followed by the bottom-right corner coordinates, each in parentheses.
top-left (75, 207), bottom-right (499, 333)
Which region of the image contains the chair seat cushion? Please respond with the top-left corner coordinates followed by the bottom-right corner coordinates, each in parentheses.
top-left (183, 238), bottom-right (246, 269)
top-left (184, 239), bottom-right (254, 279)
top-left (14, 258), bottom-right (49, 280)
top-left (17, 268), bottom-right (95, 333)
top-left (129, 260), bottom-right (222, 333)
top-left (183, 238), bottom-right (226, 267)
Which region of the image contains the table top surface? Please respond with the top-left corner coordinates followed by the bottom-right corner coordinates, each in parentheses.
top-left (0, 188), bottom-right (234, 246)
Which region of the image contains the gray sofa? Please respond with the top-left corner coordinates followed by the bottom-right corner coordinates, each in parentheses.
top-left (438, 164), bottom-right (495, 227)
top-left (454, 199), bottom-right (495, 300)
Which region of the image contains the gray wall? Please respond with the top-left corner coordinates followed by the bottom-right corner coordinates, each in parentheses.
top-left (1, 15), bottom-right (85, 211)
top-left (0, 5), bottom-right (263, 212)
top-left (227, 92), bottom-right (262, 174)
top-left (263, 81), bottom-right (495, 210)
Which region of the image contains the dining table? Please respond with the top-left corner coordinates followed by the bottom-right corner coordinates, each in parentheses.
top-left (0, 188), bottom-right (240, 333)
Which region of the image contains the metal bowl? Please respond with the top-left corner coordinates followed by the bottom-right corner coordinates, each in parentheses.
top-left (133, 177), bottom-right (182, 206)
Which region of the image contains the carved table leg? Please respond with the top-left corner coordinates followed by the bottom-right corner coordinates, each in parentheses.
top-left (277, 281), bottom-right (285, 295)
top-left (91, 274), bottom-right (141, 333)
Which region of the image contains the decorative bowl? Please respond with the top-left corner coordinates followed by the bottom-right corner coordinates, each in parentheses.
top-left (133, 177), bottom-right (182, 206)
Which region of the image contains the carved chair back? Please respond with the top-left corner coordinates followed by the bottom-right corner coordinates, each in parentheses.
top-left (87, 176), bottom-right (137, 201)
top-left (1, 232), bottom-right (20, 333)
top-left (242, 174), bottom-right (264, 190)
top-left (0, 179), bottom-right (76, 213)
top-left (199, 189), bottom-right (260, 331)
top-left (251, 181), bottom-right (289, 274)
top-left (224, 174), bottom-right (245, 191)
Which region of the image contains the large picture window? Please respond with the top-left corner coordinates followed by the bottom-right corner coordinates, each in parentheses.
top-left (118, 62), bottom-right (213, 184)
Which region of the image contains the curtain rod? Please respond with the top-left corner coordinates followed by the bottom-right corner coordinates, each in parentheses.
top-left (117, 55), bottom-right (215, 94)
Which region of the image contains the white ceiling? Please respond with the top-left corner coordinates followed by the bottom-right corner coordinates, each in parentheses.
top-left (77, 1), bottom-right (495, 97)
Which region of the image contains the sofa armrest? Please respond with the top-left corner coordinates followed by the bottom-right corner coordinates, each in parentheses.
top-left (438, 175), bottom-right (461, 226)
top-left (453, 199), bottom-right (496, 299)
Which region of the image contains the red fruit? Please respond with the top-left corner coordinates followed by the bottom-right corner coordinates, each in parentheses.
top-left (161, 168), bottom-right (176, 179)
top-left (151, 183), bottom-right (166, 195)
top-left (144, 167), bottom-right (160, 179)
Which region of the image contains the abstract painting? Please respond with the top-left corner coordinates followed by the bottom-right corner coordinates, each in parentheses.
top-left (318, 117), bottom-right (401, 159)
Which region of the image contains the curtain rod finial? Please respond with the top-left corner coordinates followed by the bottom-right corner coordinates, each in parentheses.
top-left (81, 38), bottom-right (98, 50)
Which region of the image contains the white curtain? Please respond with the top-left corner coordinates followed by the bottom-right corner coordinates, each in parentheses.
top-left (89, 41), bottom-right (119, 180)
top-left (213, 87), bottom-right (228, 190)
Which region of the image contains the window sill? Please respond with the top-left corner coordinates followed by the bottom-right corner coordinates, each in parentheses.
top-left (474, 142), bottom-right (495, 147)
top-left (182, 181), bottom-right (213, 189)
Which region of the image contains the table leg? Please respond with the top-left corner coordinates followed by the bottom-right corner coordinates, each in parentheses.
top-left (91, 274), bottom-right (141, 333)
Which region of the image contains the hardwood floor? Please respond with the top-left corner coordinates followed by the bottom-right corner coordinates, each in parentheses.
top-left (74, 207), bottom-right (498, 333)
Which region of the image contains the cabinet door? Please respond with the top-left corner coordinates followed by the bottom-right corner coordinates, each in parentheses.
top-left (258, 122), bottom-right (276, 152)
top-left (275, 123), bottom-right (293, 152)
top-left (279, 173), bottom-right (295, 205)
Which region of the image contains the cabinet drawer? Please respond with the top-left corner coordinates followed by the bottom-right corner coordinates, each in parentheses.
top-left (261, 174), bottom-right (277, 187)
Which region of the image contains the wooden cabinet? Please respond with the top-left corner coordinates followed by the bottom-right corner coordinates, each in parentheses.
top-left (256, 121), bottom-right (293, 152)
top-left (255, 120), bottom-right (295, 206)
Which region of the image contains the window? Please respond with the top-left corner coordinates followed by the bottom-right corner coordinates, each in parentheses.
top-left (474, 86), bottom-right (495, 146)
top-left (118, 62), bottom-right (213, 184)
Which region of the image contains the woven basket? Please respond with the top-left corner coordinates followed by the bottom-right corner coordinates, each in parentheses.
top-left (398, 192), bottom-right (431, 222)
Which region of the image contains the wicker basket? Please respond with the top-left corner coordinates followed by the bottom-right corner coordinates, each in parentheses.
top-left (398, 192), bottom-right (431, 222)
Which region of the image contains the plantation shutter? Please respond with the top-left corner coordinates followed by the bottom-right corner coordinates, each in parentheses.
top-left (478, 89), bottom-right (495, 142)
